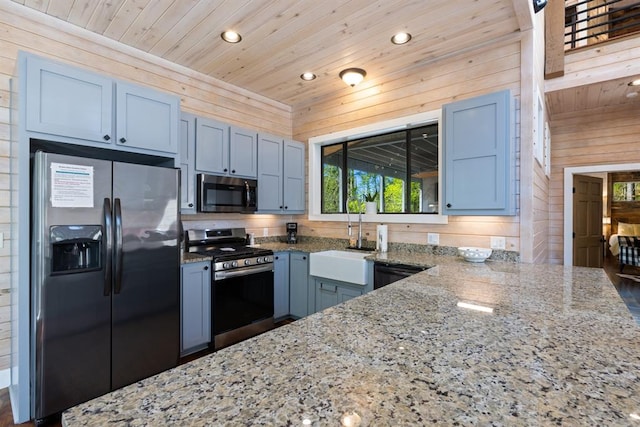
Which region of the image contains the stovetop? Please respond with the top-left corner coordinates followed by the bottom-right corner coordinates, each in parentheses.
top-left (185, 228), bottom-right (273, 261)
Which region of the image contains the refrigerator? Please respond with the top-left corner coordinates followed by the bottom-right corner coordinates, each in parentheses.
top-left (31, 151), bottom-right (180, 420)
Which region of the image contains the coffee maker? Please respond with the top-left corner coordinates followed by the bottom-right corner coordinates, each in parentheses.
top-left (286, 222), bottom-right (298, 244)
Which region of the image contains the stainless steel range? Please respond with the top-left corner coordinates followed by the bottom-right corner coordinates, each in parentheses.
top-left (185, 228), bottom-right (274, 350)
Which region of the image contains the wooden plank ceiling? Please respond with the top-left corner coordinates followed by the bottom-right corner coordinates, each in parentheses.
top-left (11, 0), bottom-right (523, 108)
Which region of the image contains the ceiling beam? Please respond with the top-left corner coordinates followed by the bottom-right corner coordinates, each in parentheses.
top-left (545, 0), bottom-right (565, 79)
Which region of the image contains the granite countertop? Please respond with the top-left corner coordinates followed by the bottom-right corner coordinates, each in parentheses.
top-left (63, 255), bottom-right (640, 426)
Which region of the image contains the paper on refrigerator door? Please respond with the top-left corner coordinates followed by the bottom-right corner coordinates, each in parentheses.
top-left (50, 162), bottom-right (94, 208)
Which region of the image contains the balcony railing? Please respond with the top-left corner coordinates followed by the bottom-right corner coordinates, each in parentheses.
top-left (565, 0), bottom-right (640, 49)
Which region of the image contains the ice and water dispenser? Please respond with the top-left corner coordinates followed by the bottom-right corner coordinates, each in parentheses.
top-left (50, 225), bottom-right (102, 273)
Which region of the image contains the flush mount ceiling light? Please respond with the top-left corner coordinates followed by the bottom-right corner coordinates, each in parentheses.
top-left (391, 32), bottom-right (412, 45)
top-left (339, 68), bottom-right (367, 87)
top-left (221, 30), bottom-right (242, 43)
top-left (628, 79), bottom-right (640, 86)
top-left (300, 72), bottom-right (317, 81)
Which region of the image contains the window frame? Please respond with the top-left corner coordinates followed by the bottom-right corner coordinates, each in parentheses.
top-left (308, 109), bottom-right (448, 224)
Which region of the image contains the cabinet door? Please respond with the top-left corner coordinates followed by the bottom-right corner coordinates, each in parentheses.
top-left (283, 140), bottom-right (305, 213)
top-left (315, 279), bottom-right (339, 312)
top-left (338, 286), bottom-right (363, 304)
top-left (229, 126), bottom-right (258, 178)
top-left (115, 82), bottom-right (179, 155)
top-left (257, 134), bottom-right (284, 212)
top-left (273, 252), bottom-right (290, 319)
top-left (289, 252), bottom-right (309, 318)
top-left (181, 261), bottom-right (211, 355)
top-left (25, 54), bottom-right (113, 143)
top-left (442, 90), bottom-right (513, 215)
top-left (195, 117), bottom-right (229, 174)
top-left (179, 113), bottom-right (196, 213)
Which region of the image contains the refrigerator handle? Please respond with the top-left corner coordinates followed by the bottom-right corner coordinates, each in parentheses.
top-left (114, 198), bottom-right (124, 294)
top-left (103, 198), bottom-right (113, 296)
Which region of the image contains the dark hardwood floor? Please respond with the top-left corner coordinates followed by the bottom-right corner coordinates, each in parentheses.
top-left (1, 269), bottom-right (638, 425)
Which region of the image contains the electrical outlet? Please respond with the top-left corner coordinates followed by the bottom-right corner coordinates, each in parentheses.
top-left (263, 228), bottom-right (269, 237)
top-left (427, 233), bottom-right (439, 245)
top-left (490, 236), bottom-right (506, 250)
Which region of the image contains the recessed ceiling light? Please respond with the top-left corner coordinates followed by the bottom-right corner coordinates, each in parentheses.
top-left (391, 32), bottom-right (412, 45)
top-left (221, 31), bottom-right (242, 43)
top-left (628, 79), bottom-right (640, 86)
top-left (300, 72), bottom-right (317, 81)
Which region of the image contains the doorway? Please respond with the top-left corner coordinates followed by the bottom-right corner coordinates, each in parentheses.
top-left (563, 163), bottom-right (640, 266)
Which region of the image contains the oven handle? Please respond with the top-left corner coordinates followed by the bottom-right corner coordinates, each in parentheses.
top-left (214, 263), bottom-right (274, 280)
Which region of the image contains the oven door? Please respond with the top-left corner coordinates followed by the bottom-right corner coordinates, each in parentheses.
top-left (213, 268), bottom-right (274, 336)
top-left (197, 174), bottom-right (257, 213)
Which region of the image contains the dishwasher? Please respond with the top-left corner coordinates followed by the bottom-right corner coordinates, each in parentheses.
top-left (373, 262), bottom-right (429, 289)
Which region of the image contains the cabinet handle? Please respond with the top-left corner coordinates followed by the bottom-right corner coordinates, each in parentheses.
top-left (284, 206), bottom-right (288, 210)
top-left (446, 203), bottom-right (452, 208)
top-left (224, 168), bottom-right (228, 172)
top-left (302, 256), bottom-right (306, 260)
top-left (275, 256), bottom-right (279, 260)
top-left (119, 137), bottom-right (127, 143)
top-left (279, 206), bottom-right (283, 209)
top-left (103, 134), bottom-right (111, 141)
top-left (188, 203), bottom-right (193, 207)
top-left (320, 283), bottom-right (337, 293)
top-left (204, 265), bottom-right (209, 270)
top-left (231, 169), bottom-right (236, 174)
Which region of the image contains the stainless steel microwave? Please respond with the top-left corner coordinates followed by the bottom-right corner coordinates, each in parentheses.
top-left (197, 174), bottom-right (257, 213)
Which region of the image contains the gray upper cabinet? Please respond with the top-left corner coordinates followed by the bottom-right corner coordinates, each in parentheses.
top-left (180, 112), bottom-right (196, 214)
top-left (283, 141), bottom-right (305, 212)
top-left (257, 134), bottom-right (305, 214)
top-left (195, 119), bottom-right (257, 179)
top-left (26, 54), bottom-right (113, 143)
top-left (229, 126), bottom-right (258, 178)
top-left (195, 117), bottom-right (228, 175)
top-left (24, 53), bottom-right (179, 158)
top-left (442, 90), bottom-right (514, 216)
top-left (115, 82), bottom-right (179, 155)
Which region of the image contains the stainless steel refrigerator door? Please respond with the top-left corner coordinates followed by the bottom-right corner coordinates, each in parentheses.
top-left (32, 152), bottom-right (113, 419)
top-left (111, 162), bottom-right (180, 389)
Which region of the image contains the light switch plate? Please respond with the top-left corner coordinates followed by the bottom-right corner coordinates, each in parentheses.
top-left (427, 233), bottom-right (439, 245)
top-left (490, 236), bottom-right (506, 250)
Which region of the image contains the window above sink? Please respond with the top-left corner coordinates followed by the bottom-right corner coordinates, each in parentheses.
top-left (308, 109), bottom-right (448, 224)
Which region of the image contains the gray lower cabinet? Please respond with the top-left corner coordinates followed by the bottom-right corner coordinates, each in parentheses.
top-left (289, 252), bottom-right (310, 318)
top-left (180, 261), bottom-right (211, 356)
top-left (314, 277), bottom-right (364, 312)
top-left (23, 52), bottom-right (179, 158)
top-left (273, 252), bottom-right (290, 320)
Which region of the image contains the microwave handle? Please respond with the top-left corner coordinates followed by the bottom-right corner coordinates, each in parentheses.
top-left (245, 181), bottom-right (253, 207)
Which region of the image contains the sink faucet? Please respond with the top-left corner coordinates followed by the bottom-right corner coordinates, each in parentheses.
top-left (346, 195), bottom-right (353, 239)
top-left (357, 199), bottom-right (363, 248)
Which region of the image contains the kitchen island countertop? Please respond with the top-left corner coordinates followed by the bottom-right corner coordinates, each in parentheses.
top-left (63, 256), bottom-right (640, 426)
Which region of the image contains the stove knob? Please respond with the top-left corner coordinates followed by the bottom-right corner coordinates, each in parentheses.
top-left (244, 259), bottom-right (251, 266)
top-left (231, 261), bottom-right (238, 268)
top-left (256, 257), bottom-right (263, 264)
top-left (223, 262), bottom-right (230, 269)
top-left (264, 256), bottom-right (272, 262)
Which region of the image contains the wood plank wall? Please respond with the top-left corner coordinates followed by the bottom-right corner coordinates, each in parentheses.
top-left (548, 104), bottom-right (640, 264)
top-left (291, 40), bottom-right (524, 253)
top-left (0, 2), bottom-right (294, 372)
